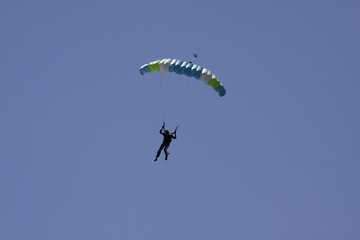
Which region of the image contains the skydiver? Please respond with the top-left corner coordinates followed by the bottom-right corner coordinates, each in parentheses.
top-left (154, 123), bottom-right (177, 161)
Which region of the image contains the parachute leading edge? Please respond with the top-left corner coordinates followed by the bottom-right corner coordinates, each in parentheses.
top-left (139, 58), bottom-right (226, 97)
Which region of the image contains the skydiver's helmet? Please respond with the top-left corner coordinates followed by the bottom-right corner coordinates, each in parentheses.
top-left (164, 130), bottom-right (169, 134)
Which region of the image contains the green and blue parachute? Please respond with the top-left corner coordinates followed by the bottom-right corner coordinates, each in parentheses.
top-left (139, 58), bottom-right (226, 97)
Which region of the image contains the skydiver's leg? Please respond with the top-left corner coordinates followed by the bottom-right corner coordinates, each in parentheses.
top-left (164, 144), bottom-right (170, 160)
top-left (155, 143), bottom-right (165, 161)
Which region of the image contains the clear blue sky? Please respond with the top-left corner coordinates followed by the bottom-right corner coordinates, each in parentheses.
top-left (1, 0), bottom-right (360, 239)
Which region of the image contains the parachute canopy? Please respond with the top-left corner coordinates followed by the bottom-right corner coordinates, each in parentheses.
top-left (139, 58), bottom-right (226, 97)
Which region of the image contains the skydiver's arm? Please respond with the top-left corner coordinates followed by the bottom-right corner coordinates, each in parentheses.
top-left (160, 122), bottom-right (165, 134)
top-left (172, 126), bottom-right (177, 139)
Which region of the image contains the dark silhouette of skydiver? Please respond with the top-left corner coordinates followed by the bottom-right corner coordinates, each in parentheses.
top-left (154, 123), bottom-right (177, 161)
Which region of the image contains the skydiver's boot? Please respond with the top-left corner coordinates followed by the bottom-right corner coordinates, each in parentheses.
top-left (165, 152), bottom-right (169, 160)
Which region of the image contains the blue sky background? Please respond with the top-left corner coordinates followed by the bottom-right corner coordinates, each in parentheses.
top-left (1, 0), bottom-right (360, 239)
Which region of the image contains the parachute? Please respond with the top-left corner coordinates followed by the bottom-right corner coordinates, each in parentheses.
top-left (139, 58), bottom-right (226, 97)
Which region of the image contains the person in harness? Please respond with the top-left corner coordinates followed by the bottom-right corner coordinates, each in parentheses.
top-left (154, 122), bottom-right (177, 161)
